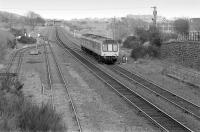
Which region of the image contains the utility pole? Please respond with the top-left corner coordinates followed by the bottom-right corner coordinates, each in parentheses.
top-left (112, 17), bottom-right (116, 40)
top-left (151, 6), bottom-right (157, 28)
top-left (9, 14), bottom-right (13, 29)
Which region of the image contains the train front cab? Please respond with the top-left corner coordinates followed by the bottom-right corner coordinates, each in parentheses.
top-left (101, 41), bottom-right (119, 64)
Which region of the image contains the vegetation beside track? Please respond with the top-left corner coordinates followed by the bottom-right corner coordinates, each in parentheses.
top-left (0, 75), bottom-right (65, 131)
top-left (0, 30), bottom-right (16, 63)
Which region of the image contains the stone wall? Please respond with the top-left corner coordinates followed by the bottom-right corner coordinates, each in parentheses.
top-left (161, 41), bottom-right (200, 70)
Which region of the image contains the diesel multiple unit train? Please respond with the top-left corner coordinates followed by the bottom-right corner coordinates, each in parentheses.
top-left (80, 34), bottom-right (119, 64)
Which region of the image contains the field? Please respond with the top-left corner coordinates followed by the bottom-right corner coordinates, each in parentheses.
top-left (0, 30), bottom-right (15, 64)
top-left (69, 20), bottom-right (113, 38)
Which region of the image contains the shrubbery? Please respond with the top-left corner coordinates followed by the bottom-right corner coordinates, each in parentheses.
top-left (149, 30), bottom-right (162, 47)
top-left (131, 45), bottom-right (160, 60)
top-left (18, 36), bottom-right (36, 44)
top-left (135, 27), bottom-right (149, 43)
top-left (0, 76), bottom-right (65, 131)
top-left (123, 36), bottom-right (140, 49)
top-left (7, 39), bottom-right (16, 49)
top-left (146, 45), bottom-right (160, 57)
top-left (18, 103), bottom-right (65, 131)
top-left (10, 28), bottom-right (25, 37)
top-left (131, 45), bottom-right (147, 60)
top-left (123, 26), bottom-right (162, 60)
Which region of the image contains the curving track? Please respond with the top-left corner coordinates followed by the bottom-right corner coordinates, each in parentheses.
top-left (6, 48), bottom-right (24, 74)
top-left (55, 27), bottom-right (193, 132)
top-left (6, 46), bottom-right (35, 74)
top-left (42, 37), bottom-right (82, 132)
top-left (59, 27), bottom-right (200, 121)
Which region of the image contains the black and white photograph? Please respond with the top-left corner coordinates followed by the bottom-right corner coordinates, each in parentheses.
top-left (0, 0), bottom-right (200, 131)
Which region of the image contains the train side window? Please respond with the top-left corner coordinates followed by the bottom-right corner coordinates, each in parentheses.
top-left (102, 44), bottom-right (108, 51)
top-left (97, 43), bottom-right (100, 50)
top-left (113, 44), bottom-right (118, 52)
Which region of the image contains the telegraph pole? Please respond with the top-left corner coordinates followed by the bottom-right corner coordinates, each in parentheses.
top-left (112, 17), bottom-right (116, 40)
top-left (151, 6), bottom-right (157, 28)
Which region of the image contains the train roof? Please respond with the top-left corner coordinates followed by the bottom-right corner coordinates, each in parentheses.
top-left (82, 33), bottom-right (113, 41)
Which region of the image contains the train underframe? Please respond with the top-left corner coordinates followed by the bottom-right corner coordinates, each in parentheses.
top-left (81, 46), bottom-right (117, 64)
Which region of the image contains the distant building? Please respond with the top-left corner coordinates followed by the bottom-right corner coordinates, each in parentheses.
top-left (45, 20), bottom-right (54, 26)
top-left (152, 18), bottom-right (200, 34)
top-left (157, 21), bottom-right (175, 33)
top-left (45, 19), bottom-right (63, 26)
top-left (189, 18), bottom-right (200, 32)
top-left (53, 20), bottom-right (63, 26)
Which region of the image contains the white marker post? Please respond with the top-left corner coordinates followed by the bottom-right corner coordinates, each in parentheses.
top-left (16, 36), bottom-right (21, 49)
top-left (36, 33), bottom-right (40, 53)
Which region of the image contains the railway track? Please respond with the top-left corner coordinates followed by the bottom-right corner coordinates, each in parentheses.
top-left (56, 28), bottom-right (193, 132)
top-left (60, 28), bottom-right (200, 119)
top-left (5, 46), bottom-right (35, 74)
top-left (109, 65), bottom-right (200, 120)
top-left (6, 48), bottom-right (25, 74)
top-left (42, 38), bottom-right (82, 132)
top-left (14, 49), bottom-right (25, 74)
top-left (43, 42), bottom-right (53, 90)
top-left (59, 27), bottom-right (200, 126)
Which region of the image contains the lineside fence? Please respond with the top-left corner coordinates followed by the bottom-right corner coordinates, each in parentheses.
top-left (177, 32), bottom-right (200, 41)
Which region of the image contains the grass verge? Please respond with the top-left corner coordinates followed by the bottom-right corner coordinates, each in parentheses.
top-left (0, 75), bottom-right (65, 131)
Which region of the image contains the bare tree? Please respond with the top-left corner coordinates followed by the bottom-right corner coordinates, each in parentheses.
top-left (26, 11), bottom-right (45, 30)
top-left (107, 17), bottom-right (148, 41)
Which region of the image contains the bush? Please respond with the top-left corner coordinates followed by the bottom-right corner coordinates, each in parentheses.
top-left (0, 43), bottom-right (7, 63)
top-left (131, 46), bottom-right (147, 60)
top-left (10, 28), bottom-right (25, 37)
top-left (135, 27), bottom-right (149, 43)
top-left (0, 76), bottom-right (65, 131)
top-left (148, 27), bottom-right (162, 47)
top-left (18, 36), bottom-right (36, 44)
top-left (0, 75), bottom-right (22, 94)
top-left (131, 45), bottom-right (160, 60)
top-left (174, 18), bottom-right (189, 34)
top-left (0, 30), bottom-right (16, 49)
top-left (135, 26), bottom-right (162, 47)
top-left (146, 45), bottom-right (160, 57)
top-left (7, 39), bottom-right (16, 49)
top-left (150, 34), bottom-right (162, 47)
top-left (18, 103), bottom-right (65, 132)
top-left (123, 36), bottom-right (140, 49)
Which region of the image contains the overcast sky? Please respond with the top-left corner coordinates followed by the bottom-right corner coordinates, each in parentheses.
top-left (0, 0), bottom-right (200, 20)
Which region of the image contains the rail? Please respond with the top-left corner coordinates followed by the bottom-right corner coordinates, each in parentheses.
top-left (56, 27), bottom-right (193, 132)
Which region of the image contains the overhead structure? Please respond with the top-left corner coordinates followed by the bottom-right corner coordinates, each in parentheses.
top-left (45, 19), bottom-right (63, 26)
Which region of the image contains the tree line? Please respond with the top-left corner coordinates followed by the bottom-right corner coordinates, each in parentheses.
top-left (0, 11), bottom-right (45, 31)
